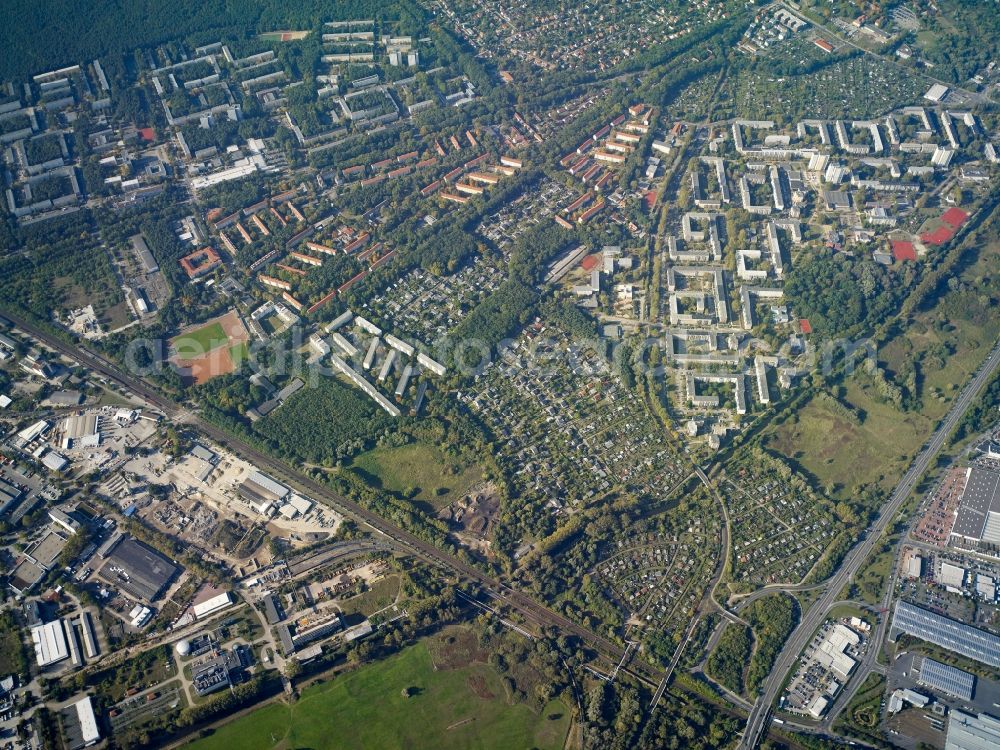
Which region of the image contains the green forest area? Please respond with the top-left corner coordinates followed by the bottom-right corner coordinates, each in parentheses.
top-left (0, 0), bottom-right (423, 81)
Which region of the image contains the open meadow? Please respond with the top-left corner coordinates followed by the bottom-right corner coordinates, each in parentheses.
top-left (184, 633), bottom-right (570, 750)
top-left (352, 442), bottom-right (483, 510)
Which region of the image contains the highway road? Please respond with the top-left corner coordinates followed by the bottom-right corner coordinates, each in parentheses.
top-left (739, 337), bottom-right (1000, 749)
top-left (2, 311), bottom-right (664, 687)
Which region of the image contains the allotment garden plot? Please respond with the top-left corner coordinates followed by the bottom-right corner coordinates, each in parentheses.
top-left (722, 460), bottom-right (837, 591)
top-left (463, 324), bottom-right (688, 514)
top-left (595, 510), bottom-right (720, 641)
top-left (362, 256), bottom-right (505, 343)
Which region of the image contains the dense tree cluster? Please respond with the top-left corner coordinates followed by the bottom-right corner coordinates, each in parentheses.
top-left (0, 211), bottom-right (122, 324)
top-left (0, 0), bottom-right (425, 82)
top-left (744, 594), bottom-right (797, 696)
top-left (254, 377), bottom-right (396, 464)
top-left (785, 251), bottom-right (908, 338)
top-left (585, 680), bottom-right (741, 750)
top-left (705, 623), bottom-right (752, 695)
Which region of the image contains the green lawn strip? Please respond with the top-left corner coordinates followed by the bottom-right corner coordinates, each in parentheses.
top-left (229, 341), bottom-right (249, 368)
top-left (337, 574), bottom-right (401, 618)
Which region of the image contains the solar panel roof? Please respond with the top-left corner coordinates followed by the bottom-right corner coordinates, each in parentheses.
top-left (918, 656), bottom-right (975, 700)
top-left (893, 601), bottom-right (1000, 669)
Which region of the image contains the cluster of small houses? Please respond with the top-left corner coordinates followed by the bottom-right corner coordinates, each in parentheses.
top-left (429, 0), bottom-right (724, 74)
top-left (463, 326), bottom-right (687, 514)
top-left (597, 521), bottom-right (716, 637)
top-left (724, 472), bottom-right (836, 587)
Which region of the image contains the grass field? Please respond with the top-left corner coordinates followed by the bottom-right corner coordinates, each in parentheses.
top-left (879, 237), bottom-right (1000, 420)
top-left (765, 378), bottom-right (930, 498)
top-left (258, 30), bottom-right (310, 42)
top-left (833, 672), bottom-right (885, 742)
top-left (842, 535), bottom-right (897, 605)
top-left (352, 442), bottom-right (483, 510)
top-left (768, 226), bottom-right (1000, 501)
top-left (258, 314), bottom-right (284, 336)
top-left (338, 574), bottom-right (401, 618)
top-left (229, 341), bottom-right (249, 367)
top-left (184, 637), bottom-right (570, 750)
top-left (170, 311), bottom-right (250, 385)
top-left (172, 321), bottom-right (228, 358)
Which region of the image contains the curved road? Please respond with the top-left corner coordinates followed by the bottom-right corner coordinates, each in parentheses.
top-left (739, 338), bottom-right (1000, 749)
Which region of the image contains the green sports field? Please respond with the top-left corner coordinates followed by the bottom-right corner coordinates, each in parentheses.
top-left (171, 321), bottom-right (228, 358)
top-left (229, 341), bottom-right (249, 367)
top-left (184, 639), bottom-right (570, 750)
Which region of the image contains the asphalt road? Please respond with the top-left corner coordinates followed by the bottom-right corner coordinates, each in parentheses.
top-left (739, 337), bottom-right (1000, 749)
top-left (4, 311), bottom-right (662, 687)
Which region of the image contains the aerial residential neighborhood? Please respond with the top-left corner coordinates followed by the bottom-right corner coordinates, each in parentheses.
top-left (0, 1), bottom-right (999, 749)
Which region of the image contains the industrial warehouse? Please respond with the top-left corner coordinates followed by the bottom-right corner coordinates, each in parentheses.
top-left (951, 467), bottom-right (1000, 551)
top-left (891, 601), bottom-right (1000, 669)
top-left (97, 535), bottom-right (179, 602)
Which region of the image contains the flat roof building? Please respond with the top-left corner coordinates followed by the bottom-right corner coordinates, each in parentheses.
top-left (32, 620), bottom-right (69, 667)
top-left (892, 601), bottom-right (1000, 668)
top-left (239, 471), bottom-right (290, 509)
top-left (813, 622), bottom-right (859, 681)
top-left (945, 711), bottom-right (1000, 750)
top-left (951, 468), bottom-right (1000, 545)
top-left (98, 536), bottom-right (179, 602)
top-left (60, 695), bottom-right (100, 749)
top-left (130, 234), bottom-right (159, 274)
top-left (192, 589), bottom-right (234, 619)
top-left (916, 656), bottom-right (975, 700)
top-left (925, 83), bottom-right (950, 103)
top-left (262, 593), bottom-right (282, 624)
top-left (49, 506), bottom-right (82, 534)
top-left (192, 649), bottom-right (242, 696)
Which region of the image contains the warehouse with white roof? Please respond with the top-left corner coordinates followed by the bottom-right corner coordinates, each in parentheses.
top-left (31, 620), bottom-right (69, 667)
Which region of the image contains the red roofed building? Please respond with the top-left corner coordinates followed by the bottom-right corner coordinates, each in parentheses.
top-left (180, 247), bottom-right (222, 279)
top-left (814, 38), bottom-right (834, 53)
top-left (941, 207), bottom-right (969, 228)
top-left (891, 240), bottom-right (916, 262)
top-left (139, 127), bottom-right (155, 142)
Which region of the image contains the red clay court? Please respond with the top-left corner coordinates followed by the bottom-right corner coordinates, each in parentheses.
top-left (941, 207), bottom-right (969, 228)
top-left (920, 226), bottom-right (954, 246)
top-left (891, 240), bottom-right (916, 262)
top-left (799, 319), bottom-right (813, 334)
top-left (171, 310), bottom-right (249, 385)
top-left (580, 254), bottom-right (600, 271)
